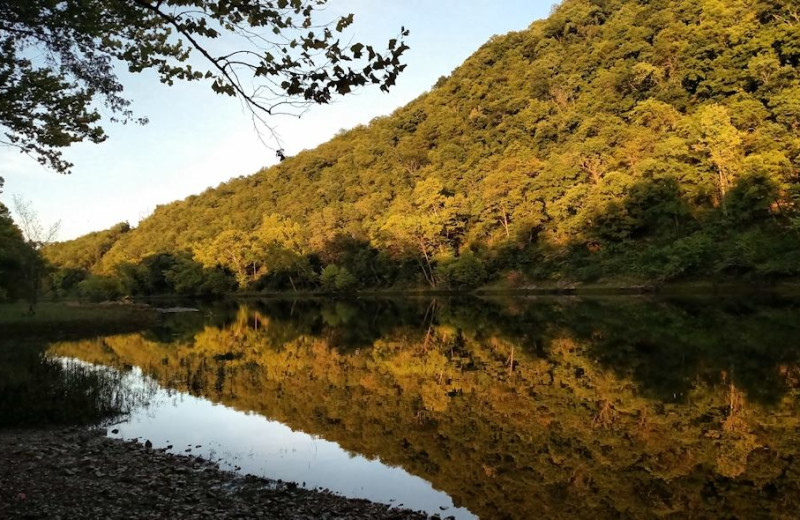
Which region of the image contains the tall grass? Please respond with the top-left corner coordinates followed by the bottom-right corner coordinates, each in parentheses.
top-left (0, 352), bottom-right (153, 427)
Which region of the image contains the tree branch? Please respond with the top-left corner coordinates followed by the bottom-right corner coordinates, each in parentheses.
top-left (130, 0), bottom-right (275, 116)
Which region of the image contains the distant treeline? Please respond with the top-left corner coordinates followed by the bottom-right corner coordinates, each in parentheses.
top-left (33, 0), bottom-right (800, 300)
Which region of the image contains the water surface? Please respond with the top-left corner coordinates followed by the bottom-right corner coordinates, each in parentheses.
top-left (17, 296), bottom-right (800, 518)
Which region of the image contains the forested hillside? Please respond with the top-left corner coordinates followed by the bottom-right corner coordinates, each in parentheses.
top-left (46, 0), bottom-right (800, 297)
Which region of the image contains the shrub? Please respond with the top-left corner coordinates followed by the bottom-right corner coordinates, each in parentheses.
top-left (320, 264), bottom-right (358, 291)
top-left (77, 275), bottom-right (122, 302)
top-left (435, 253), bottom-right (488, 289)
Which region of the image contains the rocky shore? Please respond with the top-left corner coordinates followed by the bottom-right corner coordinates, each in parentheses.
top-left (0, 428), bottom-right (434, 519)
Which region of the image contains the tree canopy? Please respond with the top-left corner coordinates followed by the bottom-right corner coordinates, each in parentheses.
top-left (40, 0), bottom-right (800, 297)
top-left (0, 0), bottom-right (409, 173)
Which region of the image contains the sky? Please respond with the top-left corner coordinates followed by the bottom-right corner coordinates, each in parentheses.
top-left (1, 1), bottom-right (558, 241)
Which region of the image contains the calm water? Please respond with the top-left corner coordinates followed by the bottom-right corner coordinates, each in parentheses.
top-left (11, 296), bottom-right (800, 519)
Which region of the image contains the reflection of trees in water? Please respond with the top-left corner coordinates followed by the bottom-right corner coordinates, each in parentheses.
top-left (560, 296), bottom-right (800, 404)
top-left (0, 339), bottom-right (156, 427)
top-left (48, 297), bottom-right (800, 519)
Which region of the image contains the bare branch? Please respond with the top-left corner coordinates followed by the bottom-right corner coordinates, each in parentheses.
top-left (11, 194), bottom-right (59, 247)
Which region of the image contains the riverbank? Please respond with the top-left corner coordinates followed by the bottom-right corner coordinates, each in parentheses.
top-left (231, 278), bottom-right (800, 299)
top-left (0, 427), bottom-right (432, 519)
top-left (0, 301), bottom-right (159, 338)
top-left (5, 279), bottom-right (800, 316)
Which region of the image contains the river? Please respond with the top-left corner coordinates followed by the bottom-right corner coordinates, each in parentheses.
top-left (6, 295), bottom-right (800, 519)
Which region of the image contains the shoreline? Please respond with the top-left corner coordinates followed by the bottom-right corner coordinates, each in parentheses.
top-left (211, 279), bottom-right (800, 299)
top-left (2, 281), bottom-right (798, 334)
top-left (0, 427), bottom-right (433, 519)
top-left (0, 302), bottom-right (159, 339)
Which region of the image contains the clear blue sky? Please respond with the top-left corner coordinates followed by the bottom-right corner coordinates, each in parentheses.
top-left (1, 1), bottom-right (557, 241)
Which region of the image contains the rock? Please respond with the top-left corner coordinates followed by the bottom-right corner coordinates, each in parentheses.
top-left (0, 428), bottom-right (429, 520)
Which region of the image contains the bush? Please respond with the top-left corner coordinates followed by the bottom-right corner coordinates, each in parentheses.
top-left (77, 275), bottom-right (122, 302)
top-left (435, 253), bottom-right (488, 289)
top-left (50, 267), bottom-right (87, 297)
top-left (320, 264), bottom-right (358, 291)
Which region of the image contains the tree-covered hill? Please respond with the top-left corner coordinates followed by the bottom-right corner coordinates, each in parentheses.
top-left (45, 0), bottom-right (800, 296)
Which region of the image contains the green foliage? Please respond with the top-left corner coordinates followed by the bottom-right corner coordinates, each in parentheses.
top-left (49, 267), bottom-right (87, 297)
top-left (43, 223), bottom-right (130, 271)
top-left (435, 253), bottom-right (487, 289)
top-left (0, 342), bottom-right (148, 427)
top-left (1, 1), bottom-right (409, 173)
top-left (0, 200), bottom-right (30, 299)
top-left (164, 255), bottom-right (235, 297)
top-left (77, 275), bottom-right (122, 302)
top-left (0, 179), bottom-right (42, 301)
top-left (44, 0), bottom-right (800, 290)
top-left (111, 253), bottom-right (236, 298)
top-left (320, 264), bottom-right (358, 292)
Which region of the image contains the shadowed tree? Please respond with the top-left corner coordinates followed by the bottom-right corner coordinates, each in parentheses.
top-left (10, 194), bottom-right (59, 309)
top-left (0, 178), bottom-right (36, 301)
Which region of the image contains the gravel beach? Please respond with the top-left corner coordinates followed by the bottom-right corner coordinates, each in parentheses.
top-left (0, 428), bottom-right (435, 519)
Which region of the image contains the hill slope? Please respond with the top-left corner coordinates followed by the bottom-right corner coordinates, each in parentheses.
top-left (46, 0), bottom-right (800, 295)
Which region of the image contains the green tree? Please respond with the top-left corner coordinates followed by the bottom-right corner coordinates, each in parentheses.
top-left (480, 153), bottom-right (544, 242)
top-left (164, 254), bottom-right (234, 296)
top-left (0, 178), bottom-right (34, 300)
top-left (378, 179), bottom-right (454, 286)
top-left (10, 194), bottom-right (59, 308)
top-left (41, 0), bottom-right (800, 288)
top-left (0, 0), bottom-right (409, 173)
top-left (258, 214), bottom-right (310, 255)
top-left (435, 252), bottom-right (487, 289)
top-left (695, 104), bottom-right (744, 215)
top-left (77, 274), bottom-right (122, 302)
top-left (319, 264), bottom-right (357, 292)
top-left (194, 230), bottom-right (262, 289)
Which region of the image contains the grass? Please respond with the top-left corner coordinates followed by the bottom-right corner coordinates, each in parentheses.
top-left (0, 352), bottom-right (152, 427)
top-left (0, 302), bottom-right (158, 426)
top-left (0, 301), bottom-right (158, 339)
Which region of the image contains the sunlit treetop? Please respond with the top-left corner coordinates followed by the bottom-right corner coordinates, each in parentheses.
top-left (0, 0), bottom-right (410, 173)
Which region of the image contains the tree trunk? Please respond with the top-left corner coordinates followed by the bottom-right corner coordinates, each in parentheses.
top-left (416, 257), bottom-right (435, 288)
top-left (418, 240), bottom-right (436, 287)
top-left (369, 262), bottom-right (381, 285)
top-left (719, 170), bottom-right (729, 216)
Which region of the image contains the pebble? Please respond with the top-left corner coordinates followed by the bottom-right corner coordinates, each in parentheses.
top-left (0, 427), bottom-right (430, 519)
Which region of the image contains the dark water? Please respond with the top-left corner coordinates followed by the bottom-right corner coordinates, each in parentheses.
top-left (8, 295), bottom-right (800, 519)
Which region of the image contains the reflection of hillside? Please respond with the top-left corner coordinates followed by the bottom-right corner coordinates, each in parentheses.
top-left (49, 298), bottom-right (800, 520)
